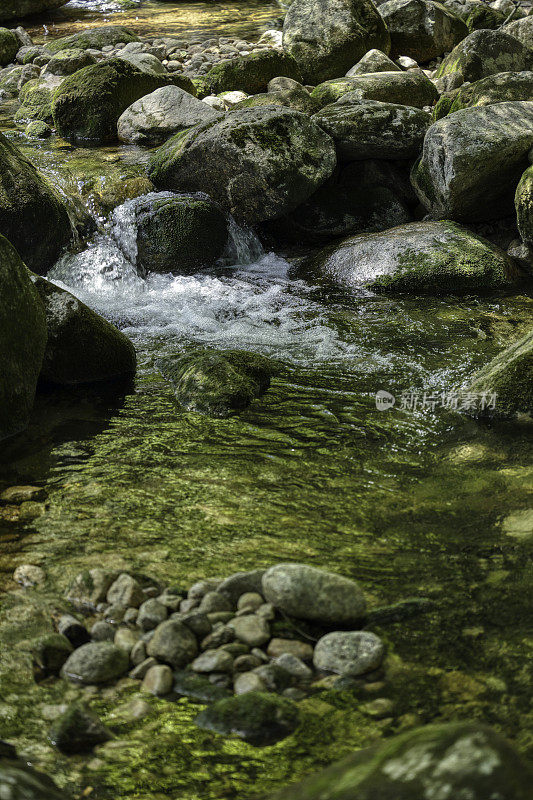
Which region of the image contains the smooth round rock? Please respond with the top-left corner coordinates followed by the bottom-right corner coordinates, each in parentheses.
top-left (229, 614), bottom-right (270, 647)
top-left (313, 631), bottom-right (384, 676)
top-left (146, 619), bottom-right (198, 668)
top-left (62, 642), bottom-right (129, 684)
top-left (141, 664), bottom-right (173, 696)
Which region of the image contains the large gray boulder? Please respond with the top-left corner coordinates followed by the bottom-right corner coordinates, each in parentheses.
top-left (0, 132), bottom-right (73, 273)
top-left (435, 29), bottom-right (533, 85)
top-left (311, 70), bottom-right (438, 108)
top-left (111, 191), bottom-right (229, 275)
top-left (148, 106), bottom-right (337, 227)
top-left (118, 85), bottom-right (222, 145)
top-left (503, 16), bottom-right (533, 50)
top-left (32, 278), bottom-right (136, 385)
top-left (261, 563), bottom-right (366, 625)
top-left (411, 102), bottom-right (533, 221)
top-left (0, 235), bottom-right (46, 441)
top-left (0, 1), bottom-right (68, 22)
top-left (62, 642), bottom-right (129, 684)
top-left (302, 221), bottom-right (523, 293)
top-left (268, 722), bottom-right (533, 800)
top-left (433, 71), bottom-right (533, 118)
top-left (313, 100), bottom-right (430, 160)
top-left (282, 0), bottom-right (391, 84)
top-left (346, 48), bottom-right (400, 76)
top-left (379, 0), bottom-right (468, 62)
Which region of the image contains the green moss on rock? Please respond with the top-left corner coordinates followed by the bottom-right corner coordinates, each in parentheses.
top-left (435, 29), bottom-right (533, 84)
top-left (433, 71), bottom-right (533, 119)
top-left (205, 50), bottom-right (303, 95)
top-left (515, 165), bottom-right (533, 248)
top-left (45, 25), bottom-right (139, 54)
top-left (195, 691), bottom-right (299, 746)
top-left (311, 71), bottom-right (438, 109)
top-left (0, 27), bottom-right (18, 67)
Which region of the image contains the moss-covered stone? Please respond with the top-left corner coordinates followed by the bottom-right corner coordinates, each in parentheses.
top-left (0, 235), bottom-right (46, 442)
top-left (48, 703), bottom-right (111, 753)
top-left (148, 106), bottom-right (336, 227)
top-left (269, 722), bottom-right (533, 799)
top-left (24, 120), bottom-right (52, 138)
top-left (195, 691), bottom-right (299, 746)
top-left (432, 71), bottom-right (533, 119)
top-left (515, 165), bottom-right (533, 247)
top-left (0, 132), bottom-right (73, 272)
top-left (464, 3), bottom-right (505, 32)
top-left (173, 670), bottom-right (232, 703)
top-left (467, 327), bottom-right (533, 418)
top-left (45, 25), bottom-right (139, 54)
top-left (14, 77), bottom-right (61, 123)
top-left (30, 633), bottom-right (73, 676)
top-left (33, 277), bottom-right (137, 385)
top-left (311, 71), bottom-right (438, 109)
top-left (411, 102), bottom-right (533, 222)
top-left (111, 191), bottom-right (229, 275)
top-left (44, 47), bottom-right (96, 76)
top-left (0, 27), bottom-right (18, 67)
top-left (302, 220), bottom-right (524, 294)
top-left (205, 50), bottom-right (302, 95)
top-left (155, 348), bottom-right (276, 417)
top-left (52, 58), bottom-right (196, 144)
top-left (282, 0), bottom-right (391, 84)
top-left (0, 63), bottom-right (39, 95)
top-left (435, 29), bottom-right (533, 84)
top-left (379, 0), bottom-right (468, 63)
top-left (235, 85), bottom-right (318, 114)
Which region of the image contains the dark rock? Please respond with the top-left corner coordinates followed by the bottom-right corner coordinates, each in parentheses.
top-left (31, 633), bottom-right (73, 676)
top-left (217, 569), bottom-right (266, 605)
top-left (379, 0), bottom-right (468, 62)
top-left (195, 692), bottom-right (299, 746)
top-left (48, 703), bottom-right (111, 754)
top-left (206, 50), bottom-right (302, 95)
top-left (173, 669), bottom-right (232, 702)
top-left (57, 615), bottom-right (90, 648)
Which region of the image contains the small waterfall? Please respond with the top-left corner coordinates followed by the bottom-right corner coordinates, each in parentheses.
top-left (223, 217), bottom-right (264, 266)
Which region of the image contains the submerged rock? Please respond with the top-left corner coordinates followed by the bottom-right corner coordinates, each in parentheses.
top-left (412, 102), bottom-right (533, 222)
top-left (0, 133), bottom-right (73, 273)
top-left (111, 192), bottom-right (229, 275)
top-left (62, 642), bottom-right (129, 684)
top-left (173, 669), bottom-right (232, 703)
top-left (148, 106), bottom-right (336, 227)
top-left (32, 277), bottom-right (137, 385)
top-left (30, 633), bottom-right (73, 677)
top-left (48, 703), bottom-right (111, 753)
top-left (155, 348), bottom-right (275, 417)
top-left (262, 563), bottom-right (366, 625)
top-left (0, 742), bottom-right (67, 799)
top-left (303, 221), bottom-right (523, 293)
top-left (268, 722), bottom-right (533, 800)
top-left (313, 630), bottom-right (384, 675)
top-left (195, 691), bottom-right (299, 746)
top-left (0, 235), bottom-right (46, 441)
top-left (467, 328), bottom-right (533, 418)
top-left (435, 29), bottom-right (533, 86)
top-left (282, 0), bottom-right (391, 84)
top-left (379, 0), bottom-right (468, 62)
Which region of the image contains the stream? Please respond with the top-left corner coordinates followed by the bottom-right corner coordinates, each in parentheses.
top-left (0, 1), bottom-right (532, 798)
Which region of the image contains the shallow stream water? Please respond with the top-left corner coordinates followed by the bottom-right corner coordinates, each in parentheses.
top-left (0, 2), bottom-right (532, 798)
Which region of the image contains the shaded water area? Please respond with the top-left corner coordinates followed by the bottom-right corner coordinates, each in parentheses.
top-left (1, 2), bottom-right (533, 798)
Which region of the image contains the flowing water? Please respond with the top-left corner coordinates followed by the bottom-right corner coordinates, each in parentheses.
top-left (1, 2), bottom-right (533, 797)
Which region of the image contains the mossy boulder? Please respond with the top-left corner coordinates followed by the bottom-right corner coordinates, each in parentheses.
top-left (235, 84), bottom-right (318, 114)
top-left (32, 277), bottom-right (136, 385)
top-left (282, 0), bottom-right (391, 84)
top-left (503, 16), bottom-right (533, 50)
top-left (0, 132), bottom-right (73, 272)
top-left (14, 76), bottom-right (62, 123)
top-left (411, 102), bottom-right (533, 222)
top-left (62, 642), bottom-right (129, 684)
top-left (515, 165), bottom-right (533, 247)
top-left (110, 191), bottom-right (229, 275)
top-left (155, 348), bottom-right (276, 417)
top-left (435, 29), bottom-right (533, 85)
top-left (205, 50), bottom-right (302, 95)
top-left (345, 48), bottom-right (401, 76)
top-left (25, 120), bottom-right (52, 138)
top-left (433, 71), bottom-right (533, 119)
top-left (313, 99), bottom-right (430, 160)
top-left (148, 106), bottom-right (336, 227)
top-left (195, 692), bottom-right (299, 746)
top-left (0, 235), bottom-right (46, 441)
top-left (0, 63), bottom-right (40, 95)
top-left (44, 47), bottom-right (96, 76)
top-left (311, 70), bottom-right (438, 109)
top-left (467, 328), bottom-right (533, 418)
top-left (269, 722), bottom-right (533, 800)
top-left (52, 58), bottom-right (195, 144)
top-left (379, 0), bottom-right (468, 62)
top-left (0, 1), bottom-right (68, 22)
top-left (45, 25), bottom-right (139, 54)
top-left (302, 220), bottom-right (524, 293)
top-left (464, 3), bottom-right (505, 32)
top-left (0, 27), bottom-right (18, 67)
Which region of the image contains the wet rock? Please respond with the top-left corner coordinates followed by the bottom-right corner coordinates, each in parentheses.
top-left (111, 191), bottom-right (229, 276)
top-left (0, 134), bottom-right (73, 273)
top-left (195, 692), bottom-right (299, 745)
top-left (12, 563), bottom-right (46, 587)
top-left (0, 743), bottom-right (67, 799)
top-left (67, 569), bottom-right (118, 608)
top-left (114, 627), bottom-right (140, 655)
top-left (24, 120), bottom-right (52, 138)
top-left (253, 662), bottom-right (295, 692)
top-left (217, 569), bottom-right (266, 604)
top-left (435, 30), bottom-right (533, 86)
top-left (148, 106), bottom-right (336, 227)
top-left (379, 0), bottom-right (468, 62)
top-left (262, 563), bottom-right (366, 625)
top-left (282, 0), bottom-right (391, 84)
top-left (118, 85), bottom-right (222, 145)
top-left (141, 664), bottom-right (173, 696)
top-left (130, 656), bottom-right (158, 680)
top-left (304, 220), bottom-right (523, 293)
top-left (273, 653), bottom-right (313, 682)
top-left (48, 703), bottom-right (111, 754)
top-left (57, 615), bottom-right (91, 648)
top-left (31, 633), bottom-right (73, 676)
top-left (313, 631), bottom-right (384, 675)
top-left (137, 598), bottom-right (168, 631)
top-left (516, 165), bottom-right (533, 247)
top-left (467, 328), bottom-right (533, 418)
top-left (267, 638), bottom-right (314, 662)
top-left (313, 100), bottom-right (430, 160)
top-left (32, 278), bottom-right (137, 385)
top-left (229, 614), bottom-right (270, 647)
top-left (312, 70), bottom-right (438, 109)
top-left (268, 722), bottom-right (533, 800)
top-left (146, 619), bottom-right (198, 668)
top-left (346, 48), bottom-right (401, 76)
top-left (206, 50), bottom-right (302, 94)
top-left (412, 102), bottom-right (533, 222)
top-left (173, 669), bottom-right (232, 702)
top-left (192, 648), bottom-right (234, 673)
top-left (0, 28), bottom-right (19, 67)
top-left (62, 642), bottom-right (129, 685)
top-left (155, 348), bottom-right (275, 417)
top-left (234, 671), bottom-right (267, 694)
